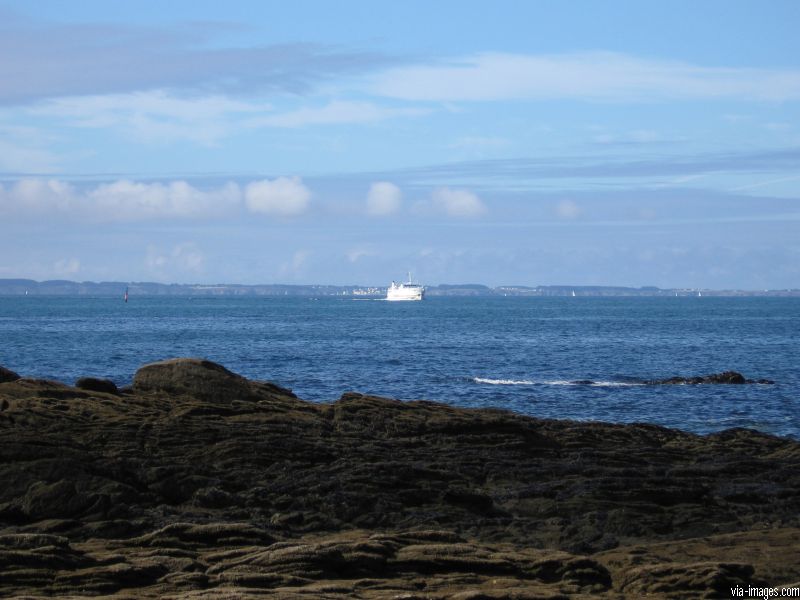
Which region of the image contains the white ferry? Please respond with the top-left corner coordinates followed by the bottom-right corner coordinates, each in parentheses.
top-left (387, 273), bottom-right (425, 301)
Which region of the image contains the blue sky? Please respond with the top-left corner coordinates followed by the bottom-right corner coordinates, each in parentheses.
top-left (1, 0), bottom-right (798, 288)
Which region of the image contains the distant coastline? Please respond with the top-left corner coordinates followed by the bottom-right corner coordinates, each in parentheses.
top-left (1, 278), bottom-right (798, 297)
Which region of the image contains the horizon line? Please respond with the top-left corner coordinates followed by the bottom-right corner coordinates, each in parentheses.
top-left (0, 278), bottom-right (797, 294)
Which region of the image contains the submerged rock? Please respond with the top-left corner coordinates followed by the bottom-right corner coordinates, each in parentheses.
top-left (569, 371), bottom-right (774, 386)
top-left (647, 371), bottom-right (774, 385)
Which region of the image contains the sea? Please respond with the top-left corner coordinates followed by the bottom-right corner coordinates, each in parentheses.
top-left (1, 295), bottom-right (798, 439)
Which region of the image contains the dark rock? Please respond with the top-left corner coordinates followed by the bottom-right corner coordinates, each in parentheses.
top-left (75, 377), bottom-right (119, 395)
top-left (131, 358), bottom-right (297, 402)
top-left (21, 480), bottom-right (96, 520)
top-left (707, 371), bottom-right (746, 384)
top-left (192, 486), bottom-right (240, 508)
top-left (0, 534), bottom-right (93, 588)
top-left (618, 561), bottom-right (754, 598)
top-left (442, 488), bottom-right (495, 514)
top-left (130, 522), bottom-right (275, 549)
top-left (0, 533), bottom-right (70, 549)
top-left (253, 379), bottom-right (297, 397)
top-left (132, 357), bottom-right (253, 401)
top-left (648, 371), bottom-right (767, 385)
top-left (0, 365), bottom-right (20, 383)
top-left (0, 358), bottom-right (798, 598)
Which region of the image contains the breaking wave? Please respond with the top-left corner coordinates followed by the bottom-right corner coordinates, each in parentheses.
top-left (472, 377), bottom-right (645, 387)
top-left (473, 377), bottom-right (536, 386)
top-left (545, 380), bottom-right (644, 387)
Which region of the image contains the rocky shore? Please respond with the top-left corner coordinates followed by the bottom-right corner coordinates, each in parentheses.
top-left (1, 358), bottom-right (798, 598)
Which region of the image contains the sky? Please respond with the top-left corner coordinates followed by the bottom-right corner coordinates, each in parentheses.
top-left (0, 0), bottom-right (798, 289)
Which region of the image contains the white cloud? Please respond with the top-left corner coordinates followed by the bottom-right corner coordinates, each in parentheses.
top-left (0, 140), bottom-right (57, 172)
top-left (639, 207), bottom-right (658, 220)
top-left (5, 179), bottom-right (78, 212)
top-left (372, 52), bottom-right (800, 102)
top-left (246, 101), bottom-right (428, 128)
top-left (0, 15), bottom-right (390, 106)
top-left (765, 122), bottom-right (792, 131)
top-left (53, 257), bottom-right (81, 276)
top-left (291, 250), bottom-right (310, 270)
top-left (628, 129), bottom-right (661, 143)
top-left (555, 199), bottom-right (582, 219)
top-left (171, 243), bottom-right (205, 273)
top-left (722, 114), bottom-right (752, 123)
top-left (431, 187), bottom-right (486, 218)
top-left (145, 243), bottom-right (205, 279)
top-left (450, 136), bottom-right (511, 150)
top-left (279, 249), bottom-right (312, 278)
top-left (35, 91), bottom-right (265, 122)
top-left (89, 180), bottom-right (241, 219)
top-left (30, 91), bottom-right (271, 144)
top-left (728, 175), bottom-right (800, 192)
top-left (591, 128), bottom-right (673, 145)
top-left (145, 246), bottom-right (168, 270)
top-left (22, 95), bottom-right (428, 146)
top-left (652, 173), bottom-right (712, 189)
top-left (245, 177), bottom-right (311, 217)
top-left (1, 178), bottom-right (241, 221)
top-left (0, 125), bottom-right (61, 172)
top-left (366, 181), bottom-right (402, 216)
top-left (346, 247), bottom-right (374, 263)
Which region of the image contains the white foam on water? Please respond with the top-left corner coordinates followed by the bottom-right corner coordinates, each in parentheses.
top-left (473, 377), bottom-right (536, 386)
top-left (473, 377), bottom-right (645, 387)
top-left (544, 380), bottom-right (643, 387)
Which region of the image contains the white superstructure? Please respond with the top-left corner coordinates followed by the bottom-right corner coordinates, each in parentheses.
top-left (387, 273), bottom-right (425, 301)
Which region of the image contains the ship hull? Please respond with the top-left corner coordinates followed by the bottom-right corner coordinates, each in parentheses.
top-left (386, 288), bottom-right (424, 301)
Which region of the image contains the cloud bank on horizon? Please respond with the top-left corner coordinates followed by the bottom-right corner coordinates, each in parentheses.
top-left (0, 0), bottom-right (798, 289)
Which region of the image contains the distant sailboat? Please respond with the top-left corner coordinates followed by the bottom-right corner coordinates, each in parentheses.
top-left (571, 290), bottom-right (576, 297)
top-left (124, 287), bottom-right (129, 303)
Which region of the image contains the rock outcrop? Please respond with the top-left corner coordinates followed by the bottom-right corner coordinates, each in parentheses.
top-left (75, 377), bottom-right (119, 395)
top-left (0, 364), bottom-right (20, 383)
top-left (570, 371), bottom-right (775, 386)
top-left (647, 370), bottom-right (774, 385)
top-left (132, 357), bottom-right (296, 401)
top-left (1, 359), bottom-right (798, 598)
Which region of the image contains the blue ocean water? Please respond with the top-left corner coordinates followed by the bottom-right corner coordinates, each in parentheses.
top-left (1, 295), bottom-right (798, 438)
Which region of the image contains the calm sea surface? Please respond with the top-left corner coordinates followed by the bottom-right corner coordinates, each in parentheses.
top-left (1, 296), bottom-right (798, 438)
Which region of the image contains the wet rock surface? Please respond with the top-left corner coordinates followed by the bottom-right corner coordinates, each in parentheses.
top-left (572, 370), bottom-right (775, 386)
top-left (0, 364), bottom-right (20, 383)
top-left (646, 370), bottom-right (775, 385)
top-left (75, 377), bottom-right (120, 395)
top-left (1, 359), bottom-right (798, 598)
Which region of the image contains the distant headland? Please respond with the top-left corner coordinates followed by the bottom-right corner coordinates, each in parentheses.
top-left (0, 278), bottom-right (798, 297)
